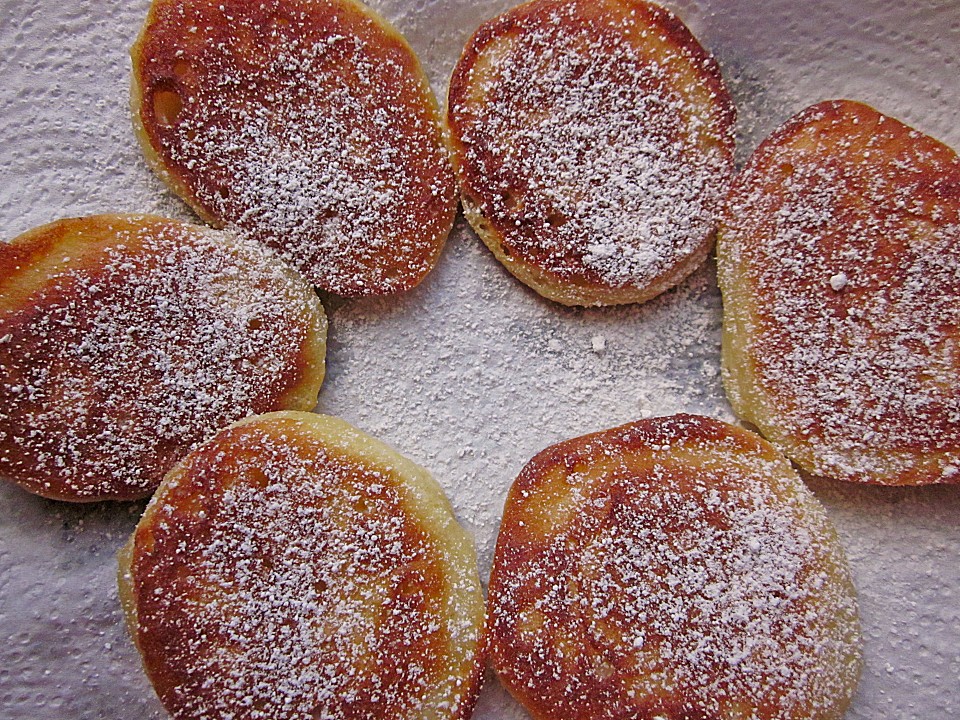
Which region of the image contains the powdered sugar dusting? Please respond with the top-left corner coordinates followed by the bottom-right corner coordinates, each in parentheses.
top-left (0, 217), bottom-right (324, 499)
top-left (133, 416), bottom-right (482, 719)
top-left (721, 101), bottom-right (960, 484)
top-left (1, 0), bottom-right (959, 718)
top-left (449, 0), bottom-right (733, 296)
top-left (490, 417), bottom-right (861, 718)
top-left (136, 0), bottom-right (455, 296)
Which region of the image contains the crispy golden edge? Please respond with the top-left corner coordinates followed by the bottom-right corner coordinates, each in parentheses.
top-left (717, 102), bottom-right (839, 482)
top-left (121, 410), bottom-right (485, 720)
top-left (1, 214), bottom-right (155, 316)
top-left (116, 537), bottom-right (141, 653)
top-left (717, 99), bottom-right (960, 486)
top-left (447, 0), bottom-right (733, 307)
top-left (348, 0), bottom-right (461, 291)
top-left (130, 3), bottom-right (217, 227)
top-left (488, 415), bottom-right (862, 720)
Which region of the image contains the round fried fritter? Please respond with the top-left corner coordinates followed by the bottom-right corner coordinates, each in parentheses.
top-left (447, 0), bottom-right (735, 306)
top-left (0, 214), bottom-right (326, 501)
top-left (718, 99), bottom-right (960, 485)
top-left (119, 411), bottom-right (485, 720)
top-left (488, 414), bottom-right (861, 720)
top-left (131, 0), bottom-right (457, 297)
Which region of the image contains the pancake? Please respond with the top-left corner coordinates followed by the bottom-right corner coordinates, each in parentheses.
top-left (717, 99), bottom-right (960, 485)
top-left (488, 414), bottom-right (862, 720)
top-left (447, 0), bottom-right (735, 306)
top-left (0, 214), bottom-right (326, 501)
top-left (118, 411), bottom-right (485, 720)
top-left (131, 0), bottom-right (457, 297)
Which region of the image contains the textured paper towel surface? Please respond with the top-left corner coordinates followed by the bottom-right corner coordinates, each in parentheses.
top-left (0, 0), bottom-right (958, 717)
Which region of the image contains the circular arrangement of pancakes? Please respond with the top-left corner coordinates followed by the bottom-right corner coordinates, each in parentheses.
top-left (718, 99), bottom-right (960, 485)
top-left (0, 214), bottom-right (327, 501)
top-left (131, 0), bottom-right (457, 297)
top-left (488, 414), bottom-right (862, 720)
top-left (119, 411), bottom-right (485, 720)
top-left (447, 0), bottom-right (736, 306)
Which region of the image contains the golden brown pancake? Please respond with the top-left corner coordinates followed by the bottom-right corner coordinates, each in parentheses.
top-left (119, 411), bottom-right (485, 720)
top-left (488, 414), bottom-right (862, 720)
top-left (131, 0), bottom-right (457, 297)
top-left (718, 99), bottom-right (960, 486)
top-left (0, 214), bottom-right (326, 501)
top-left (447, 0), bottom-right (735, 306)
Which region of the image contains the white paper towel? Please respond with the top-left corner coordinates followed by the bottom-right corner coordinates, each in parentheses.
top-left (0, 0), bottom-right (957, 717)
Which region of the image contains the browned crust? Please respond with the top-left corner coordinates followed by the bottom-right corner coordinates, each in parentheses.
top-left (718, 99), bottom-right (960, 485)
top-left (488, 414), bottom-right (862, 720)
top-left (0, 214), bottom-right (327, 501)
top-left (123, 412), bottom-right (485, 720)
top-left (131, 0), bottom-right (457, 297)
top-left (447, 0), bottom-right (735, 306)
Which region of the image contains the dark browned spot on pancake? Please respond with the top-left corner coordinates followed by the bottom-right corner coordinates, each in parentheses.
top-left (248, 467), bottom-right (270, 489)
top-left (172, 60), bottom-right (192, 81)
top-left (502, 189), bottom-right (523, 212)
top-left (354, 495), bottom-right (372, 514)
top-left (547, 211), bottom-right (568, 228)
top-left (152, 84), bottom-right (183, 127)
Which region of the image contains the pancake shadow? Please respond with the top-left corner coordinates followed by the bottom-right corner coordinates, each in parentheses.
top-left (0, 479), bottom-right (146, 560)
top-left (804, 471), bottom-right (960, 523)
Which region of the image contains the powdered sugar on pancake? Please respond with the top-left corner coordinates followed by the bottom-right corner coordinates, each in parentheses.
top-left (0, 217), bottom-right (324, 499)
top-left (720, 100), bottom-right (960, 484)
top-left (134, 0), bottom-right (456, 296)
top-left (489, 415), bottom-right (861, 719)
top-left (449, 0), bottom-right (734, 299)
top-left (131, 415), bottom-right (483, 720)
